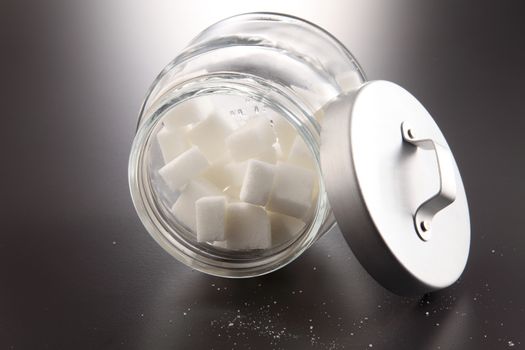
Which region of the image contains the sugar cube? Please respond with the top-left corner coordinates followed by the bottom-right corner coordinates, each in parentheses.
top-left (212, 240), bottom-right (228, 249)
top-left (223, 161), bottom-right (248, 187)
top-left (156, 127), bottom-right (190, 164)
top-left (314, 107), bottom-right (325, 123)
top-left (269, 212), bottom-right (306, 246)
top-left (255, 145), bottom-right (278, 164)
top-left (163, 98), bottom-right (214, 129)
top-left (287, 135), bottom-right (315, 169)
top-left (187, 113), bottom-right (234, 162)
top-left (201, 155), bottom-right (232, 190)
top-left (155, 99), bottom-right (321, 251)
top-left (195, 196), bottom-right (227, 242)
top-left (240, 160), bottom-right (275, 206)
top-left (171, 179), bottom-right (222, 232)
top-left (335, 69), bottom-right (362, 92)
top-left (225, 203), bottom-right (271, 250)
top-left (267, 162), bottom-right (315, 218)
top-left (159, 146), bottom-right (209, 190)
top-left (223, 186), bottom-right (241, 201)
top-left (225, 117), bottom-right (276, 161)
top-left (271, 114), bottom-right (296, 156)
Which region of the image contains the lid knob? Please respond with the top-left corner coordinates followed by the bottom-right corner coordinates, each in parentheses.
top-left (401, 121), bottom-right (457, 241)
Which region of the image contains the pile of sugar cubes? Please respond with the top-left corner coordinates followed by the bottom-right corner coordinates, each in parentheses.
top-left (156, 97), bottom-right (317, 250)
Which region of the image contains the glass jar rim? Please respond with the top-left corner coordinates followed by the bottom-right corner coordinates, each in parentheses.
top-left (129, 75), bottom-right (334, 277)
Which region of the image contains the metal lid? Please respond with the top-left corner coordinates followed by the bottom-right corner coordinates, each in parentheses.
top-left (320, 80), bottom-right (470, 296)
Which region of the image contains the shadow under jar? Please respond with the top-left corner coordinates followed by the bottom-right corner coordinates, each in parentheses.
top-left (129, 13), bottom-right (470, 296)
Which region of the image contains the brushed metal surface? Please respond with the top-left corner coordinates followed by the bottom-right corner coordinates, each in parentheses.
top-left (321, 81), bottom-right (469, 295)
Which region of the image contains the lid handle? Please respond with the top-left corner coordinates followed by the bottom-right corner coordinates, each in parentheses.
top-left (401, 122), bottom-right (457, 241)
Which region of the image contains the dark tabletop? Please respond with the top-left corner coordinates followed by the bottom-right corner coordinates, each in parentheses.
top-left (2, 1), bottom-right (524, 349)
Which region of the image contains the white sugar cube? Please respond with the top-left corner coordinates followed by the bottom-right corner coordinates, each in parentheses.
top-left (163, 98), bottom-right (214, 129)
top-left (225, 117), bottom-right (276, 161)
top-left (156, 127), bottom-right (190, 164)
top-left (255, 145), bottom-right (278, 164)
top-left (302, 195), bottom-right (317, 222)
top-left (269, 212), bottom-right (306, 246)
top-left (195, 196), bottom-right (227, 242)
top-left (223, 161), bottom-right (248, 187)
top-left (201, 154), bottom-right (250, 191)
top-left (314, 107), bottom-right (325, 123)
top-left (212, 240), bottom-right (228, 248)
top-left (159, 146), bottom-right (209, 190)
top-left (267, 162), bottom-right (315, 218)
top-left (171, 179), bottom-right (222, 232)
top-left (225, 203), bottom-right (271, 250)
top-left (287, 135), bottom-right (315, 169)
top-left (335, 70), bottom-right (363, 92)
top-left (240, 160), bottom-right (275, 206)
top-left (201, 156), bottom-right (232, 190)
top-left (188, 113), bottom-right (234, 162)
top-left (223, 186), bottom-right (241, 201)
top-left (271, 114), bottom-right (296, 156)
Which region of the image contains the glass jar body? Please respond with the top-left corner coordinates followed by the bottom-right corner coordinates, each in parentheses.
top-left (129, 13), bottom-right (366, 277)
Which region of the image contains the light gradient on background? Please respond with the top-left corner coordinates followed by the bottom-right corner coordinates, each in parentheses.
top-left (1, 1), bottom-right (524, 349)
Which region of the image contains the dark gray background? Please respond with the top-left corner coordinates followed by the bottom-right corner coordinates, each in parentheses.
top-left (2, 1), bottom-right (524, 349)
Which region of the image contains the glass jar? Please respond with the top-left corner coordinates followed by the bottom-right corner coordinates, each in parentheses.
top-left (129, 13), bottom-right (470, 295)
top-left (130, 13), bottom-right (365, 277)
